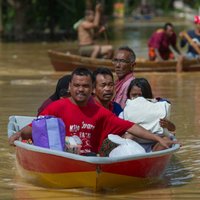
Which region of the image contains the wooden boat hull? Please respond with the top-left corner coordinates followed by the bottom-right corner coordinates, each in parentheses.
top-left (48, 50), bottom-right (200, 72)
top-left (14, 141), bottom-right (180, 191)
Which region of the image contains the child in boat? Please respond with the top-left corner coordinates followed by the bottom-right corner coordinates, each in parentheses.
top-left (119, 78), bottom-right (176, 152)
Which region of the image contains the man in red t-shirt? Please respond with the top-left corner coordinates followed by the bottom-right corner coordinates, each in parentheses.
top-left (148, 22), bottom-right (181, 61)
top-left (9, 68), bottom-right (175, 154)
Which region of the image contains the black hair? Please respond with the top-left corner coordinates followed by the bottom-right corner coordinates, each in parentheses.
top-left (59, 88), bottom-right (70, 98)
top-left (50, 74), bottom-right (71, 101)
top-left (127, 78), bottom-right (153, 99)
top-left (117, 46), bottom-right (136, 62)
top-left (93, 67), bottom-right (114, 80)
top-left (164, 22), bottom-right (173, 30)
top-left (71, 67), bottom-right (94, 83)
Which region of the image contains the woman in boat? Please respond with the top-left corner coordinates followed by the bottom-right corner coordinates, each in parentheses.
top-left (37, 74), bottom-right (71, 115)
top-left (120, 78), bottom-right (176, 152)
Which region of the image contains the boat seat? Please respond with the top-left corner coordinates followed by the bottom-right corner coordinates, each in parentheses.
top-left (7, 116), bottom-right (36, 138)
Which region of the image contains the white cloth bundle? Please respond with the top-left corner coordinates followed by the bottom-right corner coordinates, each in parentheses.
top-left (119, 97), bottom-right (171, 143)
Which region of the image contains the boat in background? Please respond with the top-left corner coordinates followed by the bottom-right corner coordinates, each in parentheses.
top-left (48, 50), bottom-right (200, 72)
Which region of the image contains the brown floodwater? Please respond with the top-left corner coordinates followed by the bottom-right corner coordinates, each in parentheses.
top-left (1, 20), bottom-right (200, 199)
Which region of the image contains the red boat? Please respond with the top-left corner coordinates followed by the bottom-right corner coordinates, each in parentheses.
top-left (14, 140), bottom-right (180, 191)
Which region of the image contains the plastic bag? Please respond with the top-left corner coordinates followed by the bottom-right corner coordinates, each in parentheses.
top-left (32, 116), bottom-right (66, 151)
top-left (108, 134), bottom-right (146, 157)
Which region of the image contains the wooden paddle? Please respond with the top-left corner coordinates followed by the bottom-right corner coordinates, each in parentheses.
top-left (103, 29), bottom-right (109, 44)
top-left (181, 31), bottom-right (200, 55)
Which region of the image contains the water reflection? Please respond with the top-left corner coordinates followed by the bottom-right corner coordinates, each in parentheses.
top-left (165, 152), bottom-right (193, 186)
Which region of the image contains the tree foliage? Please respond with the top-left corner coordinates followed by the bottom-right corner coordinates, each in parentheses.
top-left (1, 0), bottom-right (116, 41)
top-left (1, 0), bottom-right (199, 41)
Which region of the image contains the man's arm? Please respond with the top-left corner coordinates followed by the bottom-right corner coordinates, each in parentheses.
top-left (127, 124), bottom-right (176, 149)
top-left (93, 3), bottom-right (102, 27)
top-left (179, 31), bottom-right (187, 48)
top-left (82, 3), bottom-right (102, 30)
top-left (9, 99), bottom-right (61, 146)
top-left (154, 48), bottom-right (164, 61)
top-left (171, 44), bottom-right (182, 55)
top-left (9, 125), bottom-right (32, 146)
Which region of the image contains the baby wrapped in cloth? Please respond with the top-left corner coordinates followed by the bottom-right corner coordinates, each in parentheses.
top-left (119, 97), bottom-right (172, 152)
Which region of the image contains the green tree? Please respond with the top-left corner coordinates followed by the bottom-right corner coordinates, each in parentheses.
top-left (0, 0), bottom-right (115, 41)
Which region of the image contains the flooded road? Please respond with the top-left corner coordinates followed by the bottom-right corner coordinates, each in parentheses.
top-left (1, 20), bottom-right (200, 199)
